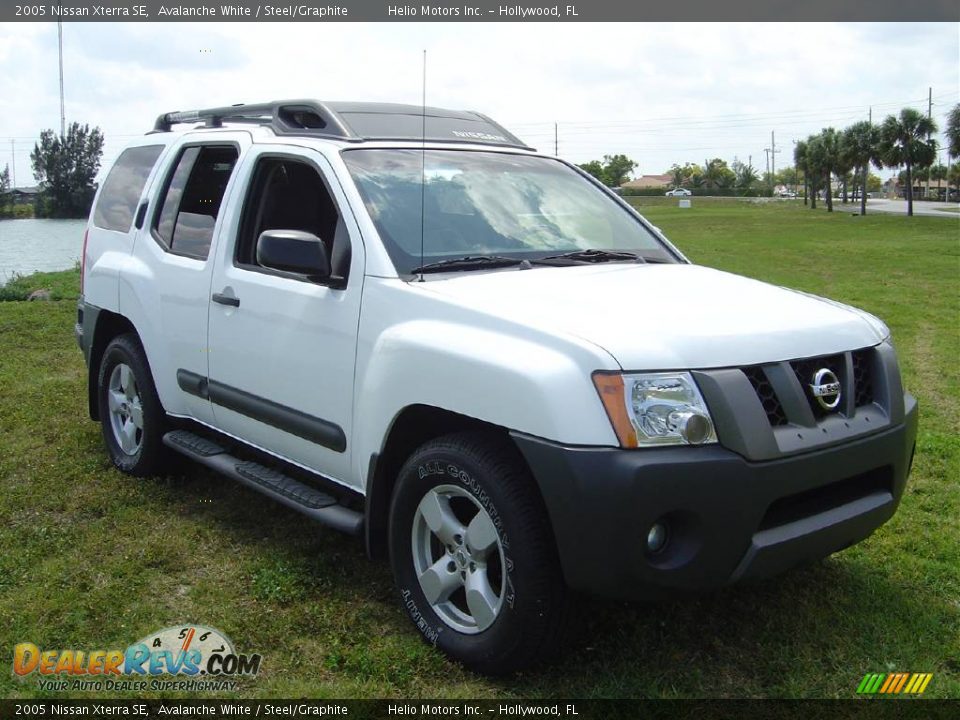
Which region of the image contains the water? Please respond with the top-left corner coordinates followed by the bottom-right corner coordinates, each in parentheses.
top-left (0, 218), bottom-right (87, 282)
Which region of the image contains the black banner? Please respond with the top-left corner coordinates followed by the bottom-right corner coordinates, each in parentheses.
top-left (2, 0), bottom-right (958, 23)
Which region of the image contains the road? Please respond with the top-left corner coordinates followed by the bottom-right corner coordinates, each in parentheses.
top-left (825, 198), bottom-right (959, 218)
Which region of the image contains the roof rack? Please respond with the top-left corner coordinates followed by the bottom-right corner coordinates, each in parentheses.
top-left (151, 99), bottom-right (533, 150)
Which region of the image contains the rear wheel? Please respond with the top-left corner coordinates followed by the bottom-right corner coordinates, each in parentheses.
top-left (97, 333), bottom-right (170, 476)
top-left (388, 432), bottom-right (572, 674)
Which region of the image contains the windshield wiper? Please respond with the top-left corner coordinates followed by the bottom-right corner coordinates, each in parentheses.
top-left (410, 255), bottom-right (526, 274)
top-left (539, 248), bottom-right (646, 264)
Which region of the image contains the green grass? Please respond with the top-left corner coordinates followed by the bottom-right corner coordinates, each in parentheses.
top-left (0, 265), bottom-right (82, 301)
top-left (1, 201), bottom-right (957, 699)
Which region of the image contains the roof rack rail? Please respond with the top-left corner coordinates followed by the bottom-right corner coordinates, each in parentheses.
top-left (151, 99), bottom-right (534, 150)
top-left (153, 100), bottom-right (356, 139)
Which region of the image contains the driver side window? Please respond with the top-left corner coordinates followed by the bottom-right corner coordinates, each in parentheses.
top-left (235, 156), bottom-right (351, 285)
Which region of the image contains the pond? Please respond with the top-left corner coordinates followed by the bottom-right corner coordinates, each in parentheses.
top-left (0, 218), bottom-right (88, 282)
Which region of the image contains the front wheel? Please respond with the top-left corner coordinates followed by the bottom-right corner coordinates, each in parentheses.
top-left (97, 333), bottom-right (171, 477)
top-left (388, 432), bottom-right (572, 674)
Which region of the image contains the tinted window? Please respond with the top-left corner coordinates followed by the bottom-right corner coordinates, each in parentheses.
top-left (235, 157), bottom-right (349, 283)
top-left (154, 145), bottom-right (238, 260)
top-left (92, 145), bottom-right (163, 232)
top-left (236, 158), bottom-right (339, 265)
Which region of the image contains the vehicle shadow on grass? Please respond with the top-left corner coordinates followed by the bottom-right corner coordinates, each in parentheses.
top-left (139, 467), bottom-right (954, 698)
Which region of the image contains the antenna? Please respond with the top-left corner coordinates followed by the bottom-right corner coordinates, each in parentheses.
top-left (418, 49), bottom-right (426, 282)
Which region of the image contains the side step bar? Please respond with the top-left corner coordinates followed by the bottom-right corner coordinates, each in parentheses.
top-left (163, 430), bottom-right (363, 536)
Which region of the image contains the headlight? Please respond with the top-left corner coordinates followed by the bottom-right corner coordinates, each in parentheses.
top-left (593, 372), bottom-right (717, 448)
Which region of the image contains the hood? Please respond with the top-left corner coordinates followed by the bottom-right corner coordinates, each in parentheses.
top-left (417, 264), bottom-right (886, 369)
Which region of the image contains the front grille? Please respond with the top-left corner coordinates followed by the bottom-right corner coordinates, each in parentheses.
top-left (742, 347), bottom-right (878, 426)
top-left (852, 349), bottom-right (875, 406)
top-left (743, 366), bottom-right (787, 426)
top-left (791, 353), bottom-right (844, 419)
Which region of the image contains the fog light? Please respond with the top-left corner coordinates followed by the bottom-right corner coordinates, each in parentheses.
top-left (646, 521), bottom-right (669, 554)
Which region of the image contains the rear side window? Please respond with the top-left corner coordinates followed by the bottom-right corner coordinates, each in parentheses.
top-left (154, 145), bottom-right (238, 260)
top-left (92, 145), bottom-right (163, 232)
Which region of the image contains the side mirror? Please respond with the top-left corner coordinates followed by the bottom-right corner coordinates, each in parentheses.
top-left (256, 229), bottom-right (331, 280)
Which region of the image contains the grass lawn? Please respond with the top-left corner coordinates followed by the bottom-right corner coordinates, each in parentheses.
top-left (1, 200), bottom-right (957, 699)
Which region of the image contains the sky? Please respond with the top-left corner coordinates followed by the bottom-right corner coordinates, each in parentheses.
top-left (1, 21), bottom-right (957, 186)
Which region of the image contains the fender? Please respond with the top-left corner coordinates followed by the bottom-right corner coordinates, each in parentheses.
top-left (352, 313), bottom-right (621, 490)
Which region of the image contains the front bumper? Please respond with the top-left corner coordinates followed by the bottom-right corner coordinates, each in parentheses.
top-left (512, 394), bottom-right (917, 600)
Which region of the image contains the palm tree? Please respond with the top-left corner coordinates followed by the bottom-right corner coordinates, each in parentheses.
top-left (794, 140), bottom-right (809, 205)
top-left (879, 108), bottom-right (938, 216)
top-left (946, 103), bottom-right (960, 158)
top-left (818, 128), bottom-right (841, 212)
top-left (842, 121), bottom-right (882, 216)
top-left (929, 163), bottom-right (948, 200)
top-left (804, 135), bottom-right (822, 209)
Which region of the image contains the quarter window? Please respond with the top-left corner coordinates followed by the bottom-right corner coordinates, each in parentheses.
top-left (92, 145), bottom-right (163, 232)
top-left (154, 145), bottom-right (238, 260)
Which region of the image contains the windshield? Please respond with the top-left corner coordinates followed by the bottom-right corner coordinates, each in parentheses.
top-left (342, 149), bottom-right (677, 275)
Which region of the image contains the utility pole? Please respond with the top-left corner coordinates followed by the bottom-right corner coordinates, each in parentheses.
top-left (10, 139), bottom-right (15, 188)
top-left (57, 21), bottom-right (66, 137)
top-left (554, 122), bottom-right (558, 156)
top-left (927, 87), bottom-right (933, 201)
top-left (769, 131), bottom-right (781, 194)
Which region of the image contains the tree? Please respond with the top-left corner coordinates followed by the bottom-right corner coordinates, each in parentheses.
top-left (946, 103), bottom-right (960, 158)
top-left (814, 128), bottom-right (841, 212)
top-left (577, 154), bottom-right (638, 188)
top-left (929, 163), bottom-right (948, 200)
top-left (578, 160), bottom-right (606, 184)
top-left (0, 164), bottom-right (9, 217)
top-left (878, 108), bottom-right (938, 216)
top-left (805, 134), bottom-right (828, 210)
top-left (30, 122), bottom-right (105, 218)
top-left (841, 121), bottom-right (882, 216)
top-left (949, 163), bottom-right (960, 197)
top-left (667, 162), bottom-right (699, 189)
top-left (701, 158), bottom-right (734, 190)
top-left (794, 140), bottom-right (809, 205)
top-left (732, 159), bottom-right (759, 191)
top-left (601, 154), bottom-right (637, 187)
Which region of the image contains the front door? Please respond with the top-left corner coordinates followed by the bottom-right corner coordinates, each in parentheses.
top-left (206, 146), bottom-right (363, 486)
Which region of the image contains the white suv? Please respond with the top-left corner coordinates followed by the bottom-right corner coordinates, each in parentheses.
top-left (76, 100), bottom-right (918, 674)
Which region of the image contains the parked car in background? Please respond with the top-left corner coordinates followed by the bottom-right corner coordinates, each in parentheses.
top-left (665, 187), bottom-right (692, 196)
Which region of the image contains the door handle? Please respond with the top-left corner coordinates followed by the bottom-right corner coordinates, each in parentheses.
top-left (211, 292), bottom-right (240, 307)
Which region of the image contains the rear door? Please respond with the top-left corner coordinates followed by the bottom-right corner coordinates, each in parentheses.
top-left (205, 144), bottom-right (364, 486)
top-left (123, 132), bottom-right (249, 423)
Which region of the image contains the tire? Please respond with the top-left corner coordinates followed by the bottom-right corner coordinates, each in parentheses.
top-left (96, 333), bottom-right (171, 477)
top-left (388, 431), bottom-right (572, 674)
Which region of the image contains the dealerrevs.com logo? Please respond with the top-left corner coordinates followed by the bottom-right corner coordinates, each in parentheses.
top-left (13, 625), bottom-right (262, 692)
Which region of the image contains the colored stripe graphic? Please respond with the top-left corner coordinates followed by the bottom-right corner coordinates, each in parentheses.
top-left (857, 672), bottom-right (933, 695)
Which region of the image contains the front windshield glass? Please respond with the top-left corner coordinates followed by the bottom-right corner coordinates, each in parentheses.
top-left (342, 149), bottom-right (676, 274)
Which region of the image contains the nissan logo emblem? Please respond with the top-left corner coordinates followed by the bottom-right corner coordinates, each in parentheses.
top-left (809, 368), bottom-right (842, 411)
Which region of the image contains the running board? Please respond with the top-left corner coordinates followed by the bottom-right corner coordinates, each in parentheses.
top-left (163, 430), bottom-right (363, 535)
